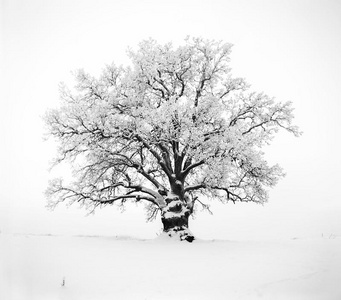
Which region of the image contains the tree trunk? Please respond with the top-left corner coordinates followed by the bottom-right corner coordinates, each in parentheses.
top-left (161, 194), bottom-right (195, 242)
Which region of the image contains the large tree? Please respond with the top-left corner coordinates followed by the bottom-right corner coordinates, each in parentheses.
top-left (45, 37), bottom-right (300, 242)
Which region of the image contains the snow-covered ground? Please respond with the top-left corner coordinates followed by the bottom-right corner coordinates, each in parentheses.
top-left (1, 233), bottom-right (340, 300)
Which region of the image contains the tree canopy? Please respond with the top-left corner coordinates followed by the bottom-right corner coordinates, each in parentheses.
top-left (45, 37), bottom-right (300, 237)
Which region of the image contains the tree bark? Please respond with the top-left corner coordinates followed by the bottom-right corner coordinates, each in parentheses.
top-left (161, 194), bottom-right (195, 242)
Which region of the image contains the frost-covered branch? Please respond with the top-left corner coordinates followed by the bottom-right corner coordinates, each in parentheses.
top-left (46, 178), bottom-right (166, 210)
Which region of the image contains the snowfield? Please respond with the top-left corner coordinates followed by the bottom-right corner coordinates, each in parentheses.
top-left (1, 233), bottom-right (341, 300)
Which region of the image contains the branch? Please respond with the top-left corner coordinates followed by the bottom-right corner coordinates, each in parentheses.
top-left (97, 146), bottom-right (157, 184)
top-left (242, 120), bottom-right (269, 135)
top-left (134, 134), bottom-right (174, 182)
top-left (184, 183), bottom-right (206, 193)
top-left (127, 184), bottom-right (166, 207)
top-left (96, 194), bottom-right (152, 204)
top-left (193, 197), bottom-right (213, 214)
top-left (181, 159), bottom-right (205, 179)
top-left (157, 141), bottom-right (174, 175)
top-left (48, 180), bottom-right (166, 209)
top-left (229, 108), bottom-right (255, 127)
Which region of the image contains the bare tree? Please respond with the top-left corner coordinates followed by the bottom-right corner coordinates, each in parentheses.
top-left (45, 37), bottom-right (300, 242)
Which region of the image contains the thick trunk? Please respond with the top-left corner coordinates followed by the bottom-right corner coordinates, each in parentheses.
top-left (161, 194), bottom-right (195, 242)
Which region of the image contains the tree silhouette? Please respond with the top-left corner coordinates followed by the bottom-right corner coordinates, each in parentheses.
top-left (45, 37), bottom-right (300, 242)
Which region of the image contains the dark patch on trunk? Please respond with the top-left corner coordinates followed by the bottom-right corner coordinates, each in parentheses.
top-left (162, 214), bottom-right (189, 232)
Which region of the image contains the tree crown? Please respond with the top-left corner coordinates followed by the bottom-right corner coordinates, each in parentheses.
top-left (45, 37), bottom-right (300, 218)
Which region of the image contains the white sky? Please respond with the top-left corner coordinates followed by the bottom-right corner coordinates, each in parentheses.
top-left (1, 0), bottom-right (341, 240)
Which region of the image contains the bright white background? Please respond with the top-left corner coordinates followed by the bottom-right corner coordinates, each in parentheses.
top-left (1, 0), bottom-right (341, 240)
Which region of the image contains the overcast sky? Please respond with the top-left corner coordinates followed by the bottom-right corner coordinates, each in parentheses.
top-left (1, 0), bottom-right (341, 240)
